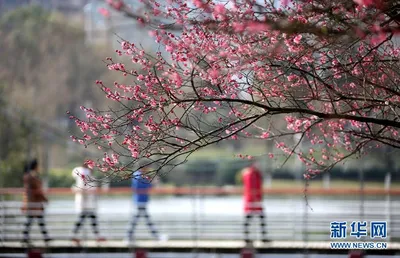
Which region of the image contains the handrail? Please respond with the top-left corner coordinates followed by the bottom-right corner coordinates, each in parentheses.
top-left (1, 196), bottom-right (399, 243)
top-left (2, 201), bottom-right (399, 242)
top-left (1, 187), bottom-right (400, 196)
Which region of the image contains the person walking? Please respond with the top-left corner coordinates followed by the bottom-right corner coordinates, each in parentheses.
top-left (21, 159), bottom-right (52, 244)
top-left (242, 162), bottom-right (268, 243)
top-left (126, 166), bottom-right (163, 243)
top-left (71, 163), bottom-right (105, 244)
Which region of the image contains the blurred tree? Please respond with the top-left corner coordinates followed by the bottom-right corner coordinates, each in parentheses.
top-left (0, 84), bottom-right (31, 187)
top-left (0, 6), bottom-right (116, 185)
top-left (0, 6), bottom-right (108, 123)
top-left (216, 159), bottom-right (252, 186)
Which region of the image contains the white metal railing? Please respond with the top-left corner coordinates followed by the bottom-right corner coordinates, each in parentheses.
top-left (1, 197), bottom-right (399, 243)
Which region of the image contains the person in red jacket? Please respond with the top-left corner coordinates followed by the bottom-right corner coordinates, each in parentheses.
top-left (242, 163), bottom-right (267, 243)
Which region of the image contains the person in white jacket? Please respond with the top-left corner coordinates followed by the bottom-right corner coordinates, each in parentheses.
top-left (71, 163), bottom-right (105, 244)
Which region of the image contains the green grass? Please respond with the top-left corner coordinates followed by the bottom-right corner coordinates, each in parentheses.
top-left (50, 167), bottom-right (73, 176)
top-left (188, 145), bottom-right (298, 165)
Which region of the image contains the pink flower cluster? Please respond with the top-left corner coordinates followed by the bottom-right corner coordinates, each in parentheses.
top-left (71, 0), bottom-right (400, 178)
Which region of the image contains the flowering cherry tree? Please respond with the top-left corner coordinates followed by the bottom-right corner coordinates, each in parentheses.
top-left (71, 0), bottom-right (400, 179)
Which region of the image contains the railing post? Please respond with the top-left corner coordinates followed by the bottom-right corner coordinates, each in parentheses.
top-left (303, 181), bottom-right (309, 258)
top-left (358, 168), bottom-right (366, 243)
top-left (265, 172), bottom-right (272, 189)
top-left (359, 168), bottom-right (365, 223)
top-left (191, 184), bottom-right (199, 257)
top-left (291, 198), bottom-right (296, 240)
top-left (322, 173), bottom-right (330, 189)
top-left (0, 194), bottom-right (4, 244)
top-left (384, 172), bottom-right (391, 241)
top-left (304, 193), bottom-right (309, 241)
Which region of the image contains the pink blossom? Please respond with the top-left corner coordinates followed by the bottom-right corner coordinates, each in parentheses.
top-left (276, 142), bottom-right (285, 148)
top-left (98, 8), bottom-right (110, 18)
top-left (246, 22), bottom-right (269, 33)
top-left (72, 0), bottom-right (399, 180)
top-left (109, 0), bottom-right (124, 10)
top-left (193, 0), bottom-right (205, 8)
top-left (171, 72), bottom-right (183, 88)
top-left (148, 30), bottom-right (157, 37)
top-left (131, 150), bottom-right (139, 158)
top-left (287, 74), bottom-right (297, 82)
top-left (121, 41), bottom-right (130, 50)
top-left (85, 160), bottom-right (95, 169)
top-left (83, 134), bottom-right (92, 140)
top-left (353, 0), bottom-right (374, 6)
top-left (166, 45), bottom-right (174, 52)
top-left (213, 4), bottom-right (226, 18)
top-left (293, 35), bottom-right (302, 44)
top-left (153, 8), bottom-right (161, 16)
top-left (209, 69), bottom-right (219, 79)
top-left (232, 22), bottom-right (246, 32)
top-left (354, 28), bottom-right (366, 38)
top-left (371, 32), bottom-right (387, 45)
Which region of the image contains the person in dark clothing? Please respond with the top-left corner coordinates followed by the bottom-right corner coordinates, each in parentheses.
top-left (21, 159), bottom-right (52, 243)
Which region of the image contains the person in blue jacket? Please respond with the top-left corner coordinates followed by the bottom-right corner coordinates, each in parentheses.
top-left (126, 167), bottom-right (160, 242)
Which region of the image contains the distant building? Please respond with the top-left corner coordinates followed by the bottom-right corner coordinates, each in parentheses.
top-left (83, 0), bottom-right (159, 50)
top-left (0, 0), bottom-right (162, 50)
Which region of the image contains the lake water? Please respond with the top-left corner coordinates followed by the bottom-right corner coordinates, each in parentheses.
top-left (46, 195), bottom-right (397, 216)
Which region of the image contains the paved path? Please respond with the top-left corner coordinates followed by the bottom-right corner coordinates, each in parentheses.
top-left (1, 240), bottom-right (400, 255)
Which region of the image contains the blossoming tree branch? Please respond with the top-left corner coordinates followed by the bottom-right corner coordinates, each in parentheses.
top-left (70, 0), bottom-right (400, 180)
